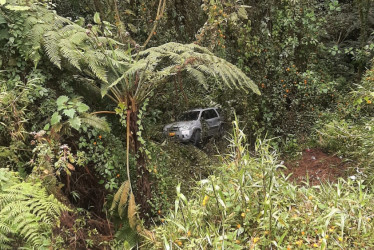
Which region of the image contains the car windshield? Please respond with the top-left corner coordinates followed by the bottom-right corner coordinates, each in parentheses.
top-left (178, 111), bottom-right (200, 121)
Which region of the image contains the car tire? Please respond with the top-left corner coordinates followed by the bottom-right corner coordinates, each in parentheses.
top-left (191, 130), bottom-right (201, 146)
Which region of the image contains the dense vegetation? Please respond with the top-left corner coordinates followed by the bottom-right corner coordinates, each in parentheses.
top-left (0, 0), bottom-right (374, 249)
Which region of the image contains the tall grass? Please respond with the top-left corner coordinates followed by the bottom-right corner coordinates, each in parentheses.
top-left (143, 119), bottom-right (374, 249)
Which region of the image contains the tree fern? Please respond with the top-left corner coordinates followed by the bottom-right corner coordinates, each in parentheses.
top-left (0, 169), bottom-right (69, 248)
top-left (9, 5), bottom-right (260, 103)
top-left (106, 42), bottom-right (261, 103)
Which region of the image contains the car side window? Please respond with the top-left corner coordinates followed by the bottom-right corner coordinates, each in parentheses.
top-left (209, 109), bottom-right (218, 118)
top-left (202, 110), bottom-right (210, 120)
top-left (202, 109), bottom-right (218, 120)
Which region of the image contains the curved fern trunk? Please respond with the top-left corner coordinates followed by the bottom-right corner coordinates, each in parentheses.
top-left (128, 107), bottom-right (152, 220)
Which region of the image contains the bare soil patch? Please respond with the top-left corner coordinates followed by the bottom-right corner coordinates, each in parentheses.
top-left (284, 148), bottom-right (348, 185)
top-left (53, 165), bottom-right (114, 249)
top-left (53, 211), bottom-right (113, 249)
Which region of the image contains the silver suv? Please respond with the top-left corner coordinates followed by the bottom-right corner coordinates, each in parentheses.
top-left (163, 108), bottom-right (223, 145)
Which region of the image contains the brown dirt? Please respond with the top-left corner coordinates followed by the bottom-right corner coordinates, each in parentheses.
top-left (54, 165), bottom-right (114, 249)
top-left (284, 148), bottom-right (348, 185)
top-left (53, 211), bottom-right (114, 249)
top-left (59, 164), bottom-right (108, 217)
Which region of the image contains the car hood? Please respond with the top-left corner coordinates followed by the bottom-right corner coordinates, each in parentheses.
top-left (164, 121), bottom-right (197, 130)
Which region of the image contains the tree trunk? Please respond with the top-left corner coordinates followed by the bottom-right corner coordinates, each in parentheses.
top-left (357, 0), bottom-right (371, 77)
top-left (129, 108), bottom-right (152, 221)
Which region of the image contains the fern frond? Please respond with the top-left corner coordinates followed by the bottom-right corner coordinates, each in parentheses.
top-left (59, 38), bottom-right (82, 70)
top-left (105, 49), bottom-right (131, 61)
top-left (69, 31), bottom-right (88, 45)
top-left (118, 181), bottom-right (130, 218)
top-left (53, 14), bottom-right (72, 27)
top-left (110, 180), bottom-right (127, 212)
top-left (0, 169), bottom-right (68, 248)
top-left (185, 67), bottom-right (207, 88)
top-left (43, 31), bottom-right (62, 68)
top-left (138, 42), bottom-right (261, 95)
top-left (85, 50), bottom-right (108, 82)
top-left (0, 221), bottom-right (12, 247)
top-left (80, 113), bottom-right (110, 132)
top-left (128, 192), bottom-right (137, 229)
top-left (124, 59), bottom-right (150, 78)
top-left (59, 24), bottom-right (85, 35)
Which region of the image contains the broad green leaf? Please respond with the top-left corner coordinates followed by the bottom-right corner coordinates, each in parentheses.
top-left (69, 117), bottom-right (81, 130)
top-left (51, 112), bottom-right (61, 125)
top-left (76, 102), bottom-right (89, 113)
top-left (56, 95), bottom-right (69, 108)
top-left (63, 109), bottom-right (76, 118)
top-left (93, 12), bottom-right (101, 24)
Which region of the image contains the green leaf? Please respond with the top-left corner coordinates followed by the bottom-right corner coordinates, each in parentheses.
top-left (93, 12), bottom-right (101, 24)
top-left (278, 230), bottom-right (288, 245)
top-left (0, 0), bottom-right (5, 5)
top-left (63, 109), bottom-right (76, 118)
top-left (43, 123), bottom-right (50, 130)
top-left (76, 102), bottom-right (89, 113)
top-left (69, 117), bottom-right (81, 130)
top-left (51, 112), bottom-right (62, 125)
top-left (56, 96), bottom-right (69, 108)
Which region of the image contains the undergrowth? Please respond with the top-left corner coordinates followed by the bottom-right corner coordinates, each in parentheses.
top-left (145, 119), bottom-right (374, 249)
top-left (0, 168), bottom-right (68, 249)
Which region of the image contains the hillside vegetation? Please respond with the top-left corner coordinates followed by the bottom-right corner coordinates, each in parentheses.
top-left (0, 0), bottom-right (374, 249)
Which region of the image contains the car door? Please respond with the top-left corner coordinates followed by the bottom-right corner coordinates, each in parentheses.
top-left (201, 109), bottom-right (219, 136)
top-left (207, 109), bottom-right (220, 134)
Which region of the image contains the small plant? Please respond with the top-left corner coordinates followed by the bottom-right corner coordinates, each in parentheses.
top-left (46, 95), bottom-right (110, 134)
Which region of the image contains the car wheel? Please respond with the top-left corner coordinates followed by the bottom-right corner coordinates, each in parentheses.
top-left (191, 130), bottom-right (201, 146)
